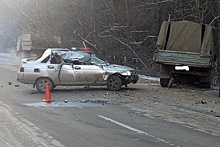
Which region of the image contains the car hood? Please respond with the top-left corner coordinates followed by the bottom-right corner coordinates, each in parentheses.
top-left (102, 64), bottom-right (134, 71)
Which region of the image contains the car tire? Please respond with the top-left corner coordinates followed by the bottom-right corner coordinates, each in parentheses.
top-left (35, 78), bottom-right (54, 93)
top-left (107, 75), bottom-right (122, 91)
top-left (160, 78), bottom-right (170, 87)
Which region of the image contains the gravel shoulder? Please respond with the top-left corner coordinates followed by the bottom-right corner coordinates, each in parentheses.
top-left (120, 79), bottom-right (220, 136)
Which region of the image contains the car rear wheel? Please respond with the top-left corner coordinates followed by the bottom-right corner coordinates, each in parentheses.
top-left (107, 75), bottom-right (122, 91)
top-left (35, 78), bottom-right (54, 93)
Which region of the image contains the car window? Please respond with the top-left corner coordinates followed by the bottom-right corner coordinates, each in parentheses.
top-left (41, 55), bottom-right (50, 63)
top-left (91, 56), bottom-right (106, 65)
top-left (72, 61), bottom-right (83, 65)
top-left (50, 52), bottom-right (62, 64)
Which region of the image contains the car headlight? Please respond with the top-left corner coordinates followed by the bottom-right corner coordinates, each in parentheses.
top-left (130, 70), bottom-right (136, 75)
top-left (121, 71), bottom-right (132, 76)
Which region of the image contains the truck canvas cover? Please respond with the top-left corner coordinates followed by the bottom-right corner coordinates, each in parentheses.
top-left (154, 21), bottom-right (213, 67)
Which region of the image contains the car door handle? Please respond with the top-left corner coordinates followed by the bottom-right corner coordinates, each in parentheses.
top-left (34, 68), bottom-right (40, 72)
top-left (47, 65), bottom-right (54, 69)
top-left (75, 66), bottom-right (81, 70)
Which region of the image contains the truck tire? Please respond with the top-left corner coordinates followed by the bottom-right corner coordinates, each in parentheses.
top-left (160, 78), bottom-right (170, 87)
top-left (199, 82), bottom-right (211, 88)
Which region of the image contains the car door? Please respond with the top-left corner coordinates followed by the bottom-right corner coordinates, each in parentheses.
top-left (58, 64), bottom-right (75, 84)
top-left (45, 63), bottom-right (74, 85)
top-left (45, 51), bottom-right (74, 85)
top-left (73, 64), bottom-right (105, 85)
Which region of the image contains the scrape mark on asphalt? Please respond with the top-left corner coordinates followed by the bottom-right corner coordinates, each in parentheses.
top-left (23, 99), bottom-right (115, 108)
top-left (0, 137), bottom-right (13, 147)
top-left (0, 124), bottom-right (22, 147)
top-left (24, 102), bottom-right (105, 108)
top-left (98, 115), bottom-right (178, 147)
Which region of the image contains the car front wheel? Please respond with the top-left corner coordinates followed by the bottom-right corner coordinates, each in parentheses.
top-left (107, 75), bottom-right (122, 91)
top-left (35, 78), bottom-right (54, 93)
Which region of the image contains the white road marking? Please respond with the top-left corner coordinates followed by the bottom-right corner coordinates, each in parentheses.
top-left (98, 115), bottom-right (177, 146)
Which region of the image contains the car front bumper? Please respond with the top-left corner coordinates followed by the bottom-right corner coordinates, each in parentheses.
top-left (127, 74), bottom-right (139, 84)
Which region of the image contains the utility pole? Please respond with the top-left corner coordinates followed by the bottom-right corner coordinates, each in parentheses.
top-left (211, 0), bottom-right (220, 96)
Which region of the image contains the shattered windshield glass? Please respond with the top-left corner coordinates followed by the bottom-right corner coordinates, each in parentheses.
top-left (60, 51), bottom-right (106, 65)
top-left (61, 52), bottom-right (86, 61)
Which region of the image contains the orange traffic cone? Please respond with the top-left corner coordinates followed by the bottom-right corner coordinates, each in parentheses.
top-left (42, 83), bottom-right (53, 103)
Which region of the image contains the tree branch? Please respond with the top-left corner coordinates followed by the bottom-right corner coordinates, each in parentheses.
top-left (112, 36), bottom-right (147, 68)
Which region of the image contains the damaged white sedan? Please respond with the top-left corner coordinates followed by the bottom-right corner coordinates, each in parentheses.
top-left (17, 48), bottom-right (139, 93)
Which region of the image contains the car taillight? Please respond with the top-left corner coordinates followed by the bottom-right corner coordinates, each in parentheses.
top-left (20, 67), bottom-right (24, 72)
top-left (83, 47), bottom-right (90, 51)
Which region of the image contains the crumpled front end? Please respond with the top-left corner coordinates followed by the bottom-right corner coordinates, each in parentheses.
top-left (126, 74), bottom-right (139, 84)
top-left (103, 64), bottom-right (139, 84)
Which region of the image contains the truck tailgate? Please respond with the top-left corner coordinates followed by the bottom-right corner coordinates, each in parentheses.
top-left (154, 50), bottom-right (211, 68)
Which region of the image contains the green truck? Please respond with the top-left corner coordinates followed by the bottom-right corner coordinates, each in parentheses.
top-left (153, 21), bottom-right (214, 88)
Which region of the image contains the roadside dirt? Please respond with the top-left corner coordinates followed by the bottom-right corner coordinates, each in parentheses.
top-left (129, 79), bottom-right (220, 115)
top-left (116, 79), bottom-right (220, 136)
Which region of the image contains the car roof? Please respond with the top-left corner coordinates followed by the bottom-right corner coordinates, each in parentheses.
top-left (42, 48), bottom-right (69, 56)
top-left (36, 48), bottom-right (96, 63)
top-left (62, 51), bottom-right (92, 62)
top-left (48, 48), bottom-right (69, 51)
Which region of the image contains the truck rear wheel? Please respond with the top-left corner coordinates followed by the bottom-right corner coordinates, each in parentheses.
top-left (199, 82), bottom-right (211, 88)
top-left (160, 78), bottom-right (170, 87)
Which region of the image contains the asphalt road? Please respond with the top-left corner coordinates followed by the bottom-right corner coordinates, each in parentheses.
top-left (0, 54), bottom-right (219, 147)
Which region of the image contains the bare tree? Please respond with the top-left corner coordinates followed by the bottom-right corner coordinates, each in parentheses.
top-left (0, 0), bottom-right (219, 77)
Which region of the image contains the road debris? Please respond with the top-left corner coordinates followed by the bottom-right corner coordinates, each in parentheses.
top-left (195, 100), bottom-right (207, 104)
top-left (80, 99), bottom-right (109, 105)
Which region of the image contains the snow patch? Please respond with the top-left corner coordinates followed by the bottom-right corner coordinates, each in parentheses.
top-left (139, 75), bottom-right (160, 82)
